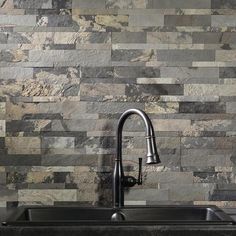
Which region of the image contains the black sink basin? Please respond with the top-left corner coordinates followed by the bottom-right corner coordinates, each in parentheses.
top-left (3, 205), bottom-right (234, 226)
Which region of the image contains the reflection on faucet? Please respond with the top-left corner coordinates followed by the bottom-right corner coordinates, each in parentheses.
top-left (113, 109), bottom-right (161, 209)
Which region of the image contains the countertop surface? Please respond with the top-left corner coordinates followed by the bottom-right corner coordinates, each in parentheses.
top-left (0, 207), bottom-right (236, 236)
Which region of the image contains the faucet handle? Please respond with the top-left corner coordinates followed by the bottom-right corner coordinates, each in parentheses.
top-left (137, 157), bottom-right (142, 185)
top-left (122, 158), bottom-right (143, 187)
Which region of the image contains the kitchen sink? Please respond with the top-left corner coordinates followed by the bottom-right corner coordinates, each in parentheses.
top-left (2, 205), bottom-right (235, 226)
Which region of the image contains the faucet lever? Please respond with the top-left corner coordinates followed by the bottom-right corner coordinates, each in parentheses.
top-left (137, 157), bottom-right (142, 185)
top-left (123, 158), bottom-right (143, 187)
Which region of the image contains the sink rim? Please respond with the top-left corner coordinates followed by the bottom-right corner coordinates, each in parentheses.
top-left (3, 205), bottom-right (235, 226)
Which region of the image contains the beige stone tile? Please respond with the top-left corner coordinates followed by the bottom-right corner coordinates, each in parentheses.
top-left (6, 137), bottom-right (41, 154)
top-left (153, 119), bottom-right (191, 131)
top-left (18, 190), bottom-right (77, 203)
top-left (0, 120), bottom-right (5, 137)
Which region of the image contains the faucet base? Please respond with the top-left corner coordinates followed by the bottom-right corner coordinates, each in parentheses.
top-left (111, 211), bottom-right (126, 221)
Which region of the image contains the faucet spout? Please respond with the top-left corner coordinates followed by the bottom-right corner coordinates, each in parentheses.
top-left (113, 109), bottom-right (160, 208)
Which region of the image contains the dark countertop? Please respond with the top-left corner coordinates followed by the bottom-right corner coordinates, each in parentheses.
top-left (1, 208), bottom-right (236, 236)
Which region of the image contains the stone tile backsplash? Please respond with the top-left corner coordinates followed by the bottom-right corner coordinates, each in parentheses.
top-left (0, 0), bottom-right (236, 207)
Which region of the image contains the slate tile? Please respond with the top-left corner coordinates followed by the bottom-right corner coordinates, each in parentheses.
top-left (115, 66), bottom-right (160, 78)
top-left (193, 32), bottom-right (236, 44)
top-left (52, 0), bottom-right (72, 9)
top-left (160, 67), bottom-right (219, 79)
top-left (0, 155), bottom-right (41, 166)
top-left (112, 49), bottom-right (155, 62)
top-left (210, 190), bottom-right (236, 200)
top-left (212, 15), bottom-right (236, 27)
top-left (129, 14), bottom-right (164, 27)
top-left (13, 0), bottom-right (52, 9)
top-left (37, 15), bottom-right (73, 27)
top-left (126, 84), bottom-right (183, 96)
top-left (212, 0), bottom-right (236, 9)
top-left (112, 32), bottom-right (146, 43)
top-left (81, 67), bottom-right (113, 78)
top-left (220, 67), bottom-right (236, 78)
top-left (106, 0), bottom-right (147, 9)
top-left (0, 15), bottom-right (36, 27)
top-left (165, 15), bottom-right (211, 26)
top-left (179, 102), bottom-right (226, 113)
top-left (157, 50), bottom-right (215, 62)
top-left (41, 154), bottom-right (99, 166)
top-left (0, 33), bottom-right (7, 44)
top-left (148, 0), bottom-right (211, 9)
top-left (72, 0), bottom-right (105, 9)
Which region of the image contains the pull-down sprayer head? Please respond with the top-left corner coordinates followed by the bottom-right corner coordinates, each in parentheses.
top-left (146, 135), bottom-right (160, 164)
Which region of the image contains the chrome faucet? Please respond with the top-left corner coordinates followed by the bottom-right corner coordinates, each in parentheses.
top-left (113, 109), bottom-right (161, 209)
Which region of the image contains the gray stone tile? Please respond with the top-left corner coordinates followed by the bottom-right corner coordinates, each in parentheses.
top-left (115, 66), bottom-right (160, 78)
top-left (78, 32), bottom-right (111, 44)
top-left (13, 0), bottom-right (52, 9)
top-left (210, 190), bottom-right (236, 201)
top-left (81, 67), bottom-right (113, 78)
top-left (6, 120), bottom-right (51, 132)
top-left (157, 50), bottom-right (215, 62)
top-left (126, 84), bottom-right (184, 96)
top-left (220, 67), bottom-right (236, 78)
top-left (51, 119), bottom-right (115, 132)
top-left (37, 15), bottom-right (73, 27)
top-left (148, 0), bottom-right (211, 9)
top-left (193, 32), bottom-right (236, 44)
top-left (160, 67), bottom-right (219, 79)
top-left (168, 184), bottom-right (215, 201)
top-left (147, 32), bottom-right (192, 44)
top-left (72, 0), bottom-right (105, 8)
top-left (29, 49), bottom-right (111, 66)
top-left (179, 102), bottom-right (226, 113)
top-left (226, 102), bottom-right (236, 113)
top-left (0, 33), bottom-right (7, 43)
top-left (194, 172), bottom-right (234, 184)
top-left (184, 84), bottom-right (236, 96)
top-left (212, 0), bottom-right (236, 9)
top-left (41, 154), bottom-right (99, 166)
top-left (80, 83), bottom-right (125, 97)
top-left (158, 95), bottom-right (219, 102)
top-left (144, 172), bottom-right (193, 185)
top-left (181, 137), bottom-right (236, 149)
top-left (106, 0), bottom-right (147, 9)
top-left (42, 137), bottom-right (75, 149)
top-left (112, 49), bottom-right (155, 62)
top-left (0, 67), bottom-right (33, 80)
top-left (0, 15), bottom-right (37, 26)
top-left (0, 190), bottom-right (18, 201)
top-left (52, 0), bottom-right (72, 9)
top-left (28, 183), bottom-right (66, 189)
top-left (125, 189), bottom-right (169, 201)
top-left (165, 15), bottom-right (211, 26)
top-left (86, 102), bottom-right (144, 114)
top-left (112, 32), bottom-right (146, 43)
top-left (129, 14), bottom-right (164, 27)
top-left (0, 155), bottom-right (41, 166)
top-left (212, 15), bottom-right (236, 27)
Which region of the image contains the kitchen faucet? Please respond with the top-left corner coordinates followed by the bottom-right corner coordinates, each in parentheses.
top-left (113, 109), bottom-right (161, 210)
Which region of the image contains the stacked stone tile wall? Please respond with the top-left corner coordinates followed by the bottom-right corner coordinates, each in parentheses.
top-left (0, 0), bottom-right (236, 207)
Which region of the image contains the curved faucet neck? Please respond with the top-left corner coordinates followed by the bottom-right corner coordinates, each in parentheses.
top-left (116, 109), bottom-right (154, 161)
